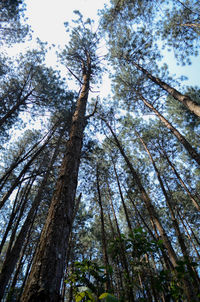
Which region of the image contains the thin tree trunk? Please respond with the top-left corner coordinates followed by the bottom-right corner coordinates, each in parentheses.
top-left (0, 126), bottom-right (63, 300)
top-left (0, 90), bottom-right (34, 128)
top-left (125, 188), bottom-right (172, 270)
top-left (131, 60), bottom-right (200, 117)
top-left (177, 210), bottom-right (200, 261)
top-left (180, 212), bottom-right (200, 248)
top-left (103, 119), bottom-right (178, 268)
top-left (138, 93), bottom-right (200, 166)
top-left (96, 165), bottom-right (112, 292)
top-left (107, 182), bottom-right (135, 302)
top-left (20, 60), bottom-right (91, 302)
top-left (0, 174), bottom-right (35, 255)
top-left (0, 128), bottom-right (54, 210)
top-left (112, 160), bottom-right (133, 234)
top-left (107, 211), bottom-right (124, 299)
top-left (0, 182), bottom-right (22, 254)
top-left (17, 255), bottom-right (34, 302)
top-left (6, 207), bottom-right (37, 302)
top-left (135, 130), bottom-right (200, 296)
top-left (0, 129), bottom-right (53, 191)
top-left (161, 147), bottom-right (200, 211)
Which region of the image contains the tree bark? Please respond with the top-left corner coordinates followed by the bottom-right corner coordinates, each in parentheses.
top-left (135, 130), bottom-right (200, 297)
top-left (0, 127), bottom-right (63, 300)
top-left (103, 119), bottom-right (178, 268)
top-left (138, 93), bottom-right (200, 166)
top-left (131, 60), bottom-right (200, 117)
top-left (112, 160), bottom-right (133, 234)
top-left (20, 63), bottom-right (91, 302)
top-left (96, 165), bottom-right (112, 292)
top-left (161, 147), bottom-right (200, 211)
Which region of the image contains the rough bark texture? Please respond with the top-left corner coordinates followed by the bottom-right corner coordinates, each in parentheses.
top-left (20, 70), bottom-right (90, 302)
top-left (132, 61), bottom-right (200, 117)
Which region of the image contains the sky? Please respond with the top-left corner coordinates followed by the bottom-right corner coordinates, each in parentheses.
top-left (22, 0), bottom-right (111, 98)
top-left (3, 0), bottom-right (199, 139)
top-left (3, 0), bottom-right (199, 89)
top-left (21, 0), bottom-right (199, 88)
top-left (25, 0), bottom-right (109, 45)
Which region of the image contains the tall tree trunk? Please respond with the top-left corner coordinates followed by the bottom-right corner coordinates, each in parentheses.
top-left (131, 60), bottom-right (200, 117)
top-left (161, 147), bottom-right (200, 211)
top-left (96, 165), bottom-right (112, 292)
top-left (103, 119), bottom-right (178, 268)
top-left (20, 64), bottom-right (91, 302)
top-left (0, 128), bottom-right (54, 210)
top-left (135, 130), bottom-right (200, 296)
top-left (138, 93), bottom-right (200, 166)
top-left (177, 210), bottom-right (200, 261)
top-left (112, 160), bottom-right (133, 234)
top-left (0, 127), bottom-right (63, 300)
top-left (60, 193), bottom-right (81, 301)
top-left (107, 182), bottom-right (135, 302)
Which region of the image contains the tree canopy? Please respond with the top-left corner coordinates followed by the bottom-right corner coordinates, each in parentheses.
top-left (0, 1), bottom-right (199, 301)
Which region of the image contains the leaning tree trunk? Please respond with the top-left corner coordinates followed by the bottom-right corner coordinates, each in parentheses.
top-left (138, 93), bottom-right (200, 166)
top-left (135, 130), bottom-right (200, 296)
top-left (20, 63), bottom-right (91, 302)
top-left (112, 160), bottom-right (133, 234)
top-left (96, 165), bottom-right (112, 292)
top-left (0, 127), bottom-right (64, 300)
top-left (103, 119), bottom-right (178, 268)
top-left (106, 182), bottom-right (135, 302)
top-left (160, 146), bottom-right (200, 211)
top-left (131, 60), bottom-right (200, 117)
top-left (0, 127), bottom-right (54, 211)
top-left (0, 90), bottom-right (34, 128)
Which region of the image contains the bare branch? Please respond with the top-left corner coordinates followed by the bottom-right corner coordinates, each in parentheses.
top-left (66, 65), bottom-right (83, 85)
top-left (85, 96), bottom-right (99, 119)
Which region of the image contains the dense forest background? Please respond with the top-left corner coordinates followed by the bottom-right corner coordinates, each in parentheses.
top-left (0, 0), bottom-right (200, 301)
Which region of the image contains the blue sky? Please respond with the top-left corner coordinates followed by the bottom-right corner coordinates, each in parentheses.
top-left (22, 0), bottom-right (200, 88)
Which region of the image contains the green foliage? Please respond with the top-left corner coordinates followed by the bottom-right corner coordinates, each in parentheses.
top-left (59, 11), bottom-right (102, 84)
top-left (0, 0), bottom-right (29, 44)
top-left (108, 228), bottom-right (161, 259)
top-left (99, 293), bottom-right (119, 302)
top-left (65, 260), bottom-right (119, 302)
top-left (101, 0), bottom-right (200, 65)
top-left (65, 260), bottom-right (107, 297)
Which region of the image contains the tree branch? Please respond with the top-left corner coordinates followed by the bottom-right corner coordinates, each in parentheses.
top-left (66, 65), bottom-right (83, 85)
top-left (85, 96), bottom-right (99, 119)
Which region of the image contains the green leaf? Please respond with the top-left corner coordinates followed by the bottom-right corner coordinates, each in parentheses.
top-left (75, 292), bottom-right (86, 302)
top-left (99, 293), bottom-right (119, 302)
top-left (99, 293), bottom-right (108, 299)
